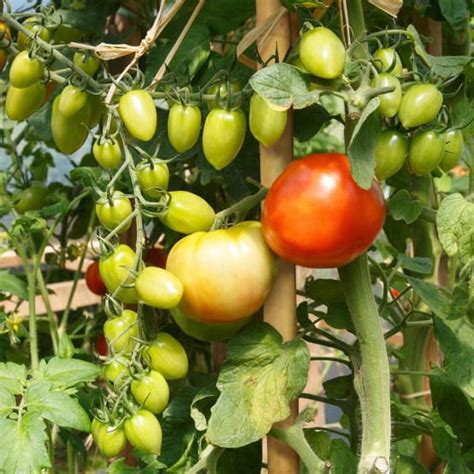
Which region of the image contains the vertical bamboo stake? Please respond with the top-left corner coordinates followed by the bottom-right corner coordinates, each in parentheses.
top-left (255, 1), bottom-right (299, 473)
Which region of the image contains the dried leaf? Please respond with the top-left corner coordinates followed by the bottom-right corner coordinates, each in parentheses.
top-left (368, 0), bottom-right (403, 17)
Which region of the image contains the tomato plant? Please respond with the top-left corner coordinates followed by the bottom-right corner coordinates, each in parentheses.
top-left (167, 103), bottom-right (202, 153)
top-left (371, 73), bottom-right (401, 118)
top-left (262, 154), bottom-right (386, 267)
top-left (374, 129), bottom-right (409, 181)
top-left (58, 85), bottom-right (87, 118)
top-left (124, 410), bottom-right (162, 455)
top-left (95, 191), bottom-right (133, 233)
top-left (407, 129), bottom-right (446, 175)
top-left (135, 266), bottom-right (183, 309)
top-left (398, 83), bottom-right (443, 128)
top-left (93, 422), bottom-right (127, 458)
top-left (92, 137), bottom-right (122, 170)
top-left (14, 182), bottom-right (47, 213)
top-left (373, 47), bottom-right (403, 76)
top-left (103, 310), bottom-right (138, 355)
top-left (439, 130), bottom-right (464, 171)
top-left (136, 160), bottom-right (170, 198)
top-left (131, 370), bottom-right (170, 414)
top-left (119, 90), bottom-right (157, 142)
top-left (9, 50), bottom-right (44, 88)
top-left (5, 82), bottom-right (46, 121)
top-left (73, 51), bottom-right (100, 76)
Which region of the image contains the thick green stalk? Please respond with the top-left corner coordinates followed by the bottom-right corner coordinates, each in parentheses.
top-left (36, 269), bottom-right (59, 355)
top-left (339, 254), bottom-right (391, 473)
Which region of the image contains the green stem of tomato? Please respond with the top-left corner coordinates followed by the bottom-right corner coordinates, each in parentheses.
top-left (2, 12), bottom-right (102, 91)
top-left (36, 268), bottom-right (59, 355)
top-left (338, 254), bottom-right (391, 474)
top-left (269, 425), bottom-right (329, 473)
top-left (211, 186), bottom-right (268, 230)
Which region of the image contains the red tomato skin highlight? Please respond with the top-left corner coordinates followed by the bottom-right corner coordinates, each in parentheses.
top-left (261, 153), bottom-right (386, 268)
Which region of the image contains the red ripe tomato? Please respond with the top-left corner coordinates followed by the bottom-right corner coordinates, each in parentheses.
top-left (262, 153), bottom-right (385, 268)
top-left (95, 334), bottom-right (108, 357)
top-left (145, 247), bottom-right (168, 269)
top-left (85, 261), bottom-right (107, 296)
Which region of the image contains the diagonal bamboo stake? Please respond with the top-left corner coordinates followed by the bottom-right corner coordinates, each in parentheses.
top-left (255, 1), bottom-right (299, 473)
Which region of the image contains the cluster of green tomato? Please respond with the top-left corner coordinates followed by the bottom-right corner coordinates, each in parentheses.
top-left (370, 50), bottom-right (464, 180)
top-left (294, 26), bottom-right (464, 181)
top-left (93, 327), bottom-right (189, 458)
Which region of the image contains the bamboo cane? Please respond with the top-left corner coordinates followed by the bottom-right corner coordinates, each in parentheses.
top-left (255, 1), bottom-right (299, 472)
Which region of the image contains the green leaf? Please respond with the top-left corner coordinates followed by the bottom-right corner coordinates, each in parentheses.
top-left (0, 388), bottom-right (15, 417)
top-left (0, 362), bottom-right (27, 394)
top-left (190, 385), bottom-right (219, 431)
top-left (329, 439), bottom-right (357, 474)
top-left (392, 454), bottom-right (428, 473)
top-left (216, 442), bottom-right (262, 474)
top-left (438, 0), bottom-right (470, 31)
top-left (0, 271), bottom-right (28, 300)
top-left (437, 193), bottom-right (474, 265)
top-left (25, 381), bottom-right (91, 431)
top-left (207, 322), bottom-right (310, 447)
top-left (58, 334), bottom-right (75, 359)
top-left (323, 375), bottom-right (353, 399)
top-left (304, 430), bottom-right (332, 461)
top-left (433, 427), bottom-right (472, 473)
top-left (398, 255), bottom-right (433, 275)
top-left (430, 369), bottom-right (474, 450)
top-left (294, 104), bottom-right (332, 141)
top-left (249, 63), bottom-right (323, 110)
top-left (36, 357), bottom-right (100, 388)
top-left (388, 190), bottom-right (423, 224)
top-left (347, 99), bottom-right (382, 190)
top-left (0, 414), bottom-right (50, 473)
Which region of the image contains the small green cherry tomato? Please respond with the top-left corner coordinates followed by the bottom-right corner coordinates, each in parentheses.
top-left (119, 90), bottom-right (157, 141)
top-left (170, 306), bottom-right (250, 342)
top-left (17, 18), bottom-right (51, 50)
top-left (9, 51), bottom-right (44, 88)
top-left (168, 103), bottom-right (202, 153)
top-left (439, 130), bottom-right (464, 172)
top-left (103, 310), bottom-right (138, 355)
top-left (103, 357), bottom-right (130, 386)
top-left (136, 160), bottom-right (170, 198)
top-left (408, 130), bottom-right (446, 176)
top-left (58, 85), bottom-right (87, 118)
top-left (73, 51), bottom-right (100, 76)
top-left (398, 84), bottom-right (443, 129)
top-left (14, 183), bottom-right (48, 213)
top-left (93, 422), bottom-right (127, 458)
top-left (159, 191), bottom-right (215, 234)
top-left (51, 95), bottom-right (91, 154)
top-left (99, 244), bottom-right (139, 304)
top-left (131, 370), bottom-right (170, 414)
top-left (135, 267), bottom-right (183, 309)
top-left (374, 130), bottom-right (409, 181)
top-left (6, 83), bottom-right (46, 121)
top-left (202, 108), bottom-right (246, 170)
top-left (124, 410), bottom-right (162, 455)
top-left (373, 48), bottom-right (403, 76)
top-left (207, 81), bottom-right (241, 110)
top-left (299, 27), bottom-right (346, 79)
top-left (95, 191), bottom-right (133, 234)
top-left (372, 73), bottom-right (401, 118)
top-left (144, 332), bottom-right (188, 380)
top-left (93, 138), bottom-right (122, 169)
top-left (249, 93), bottom-right (288, 148)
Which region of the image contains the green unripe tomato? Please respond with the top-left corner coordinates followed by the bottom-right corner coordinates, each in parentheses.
top-left (136, 160), bottom-right (170, 198)
top-left (398, 84), bottom-right (443, 129)
top-left (135, 267), bottom-right (183, 309)
top-left (374, 130), bottom-right (409, 181)
top-left (372, 73), bottom-right (401, 118)
top-left (17, 18), bottom-right (51, 51)
top-left (170, 306), bottom-right (250, 342)
top-left (202, 108), bottom-right (246, 170)
top-left (14, 183), bottom-right (48, 213)
top-left (51, 95), bottom-right (91, 154)
top-left (373, 48), bottom-right (403, 76)
top-left (131, 370), bottom-right (170, 414)
top-left (93, 422), bottom-right (127, 458)
top-left (207, 81), bottom-right (241, 110)
top-left (73, 51), bottom-right (100, 76)
top-left (58, 85), bottom-right (87, 118)
top-left (103, 357), bottom-right (130, 386)
top-left (93, 138), bottom-right (122, 169)
top-left (408, 130), bottom-right (446, 176)
top-left (144, 332), bottom-right (188, 380)
top-left (168, 104), bottom-right (202, 153)
top-left (99, 244), bottom-right (139, 304)
top-left (299, 27), bottom-right (346, 79)
top-left (6, 83), bottom-right (46, 121)
top-left (119, 90), bottom-right (157, 141)
top-left (95, 191), bottom-right (133, 234)
top-left (439, 130), bottom-right (464, 172)
top-left (9, 51), bottom-right (44, 88)
top-left (249, 93), bottom-right (288, 148)
top-left (124, 410), bottom-right (162, 455)
top-left (159, 191), bottom-right (215, 234)
top-left (103, 310), bottom-right (138, 355)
